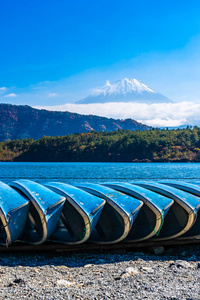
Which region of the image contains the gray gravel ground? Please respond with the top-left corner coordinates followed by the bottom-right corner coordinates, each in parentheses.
top-left (0, 245), bottom-right (200, 299)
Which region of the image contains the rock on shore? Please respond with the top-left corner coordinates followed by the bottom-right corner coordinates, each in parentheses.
top-left (0, 245), bottom-right (200, 299)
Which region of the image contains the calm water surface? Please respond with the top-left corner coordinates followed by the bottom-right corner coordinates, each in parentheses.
top-left (0, 162), bottom-right (199, 185)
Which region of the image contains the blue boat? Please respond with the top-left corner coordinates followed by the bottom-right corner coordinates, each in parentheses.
top-left (103, 182), bottom-right (173, 241)
top-left (134, 182), bottom-right (197, 239)
top-left (160, 181), bottom-right (200, 238)
top-left (45, 182), bottom-right (106, 244)
top-left (0, 178), bottom-right (200, 247)
top-left (0, 181), bottom-right (29, 246)
top-left (161, 181), bottom-right (200, 197)
top-left (9, 180), bottom-right (65, 245)
top-left (76, 183), bottom-right (143, 244)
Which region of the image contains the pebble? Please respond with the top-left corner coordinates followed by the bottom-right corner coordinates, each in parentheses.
top-left (142, 267), bottom-right (154, 273)
top-left (57, 280), bottom-right (76, 286)
top-left (151, 246), bottom-right (165, 255)
top-left (120, 267), bottom-right (139, 278)
top-left (0, 244), bottom-right (200, 299)
top-left (84, 264), bottom-right (93, 268)
top-left (174, 260), bottom-right (193, 269)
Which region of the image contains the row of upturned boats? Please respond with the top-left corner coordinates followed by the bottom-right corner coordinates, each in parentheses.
top-left (0, 180), bottom-right (200, 246)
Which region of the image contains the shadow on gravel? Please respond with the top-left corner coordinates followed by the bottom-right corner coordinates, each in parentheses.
top-left (0, 244), bottom-right (199, 268)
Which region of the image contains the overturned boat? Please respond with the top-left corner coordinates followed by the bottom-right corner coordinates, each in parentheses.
top-left (9, 180), bottom-right (65, 245)
top-left (76, 183), bottom-right (143, 244)
top-left (0, 181), bottom-right (29, 246)
top-left (160, 181), bottom-right (200, 238)
top-left (0, 179), bottom-right (199, 248)
top-left (134, 182), bottom-right (198, 240)
top-left (103, 182), bottom-right (174, 241)
top-left (45, 182), bottom-right (106, 244)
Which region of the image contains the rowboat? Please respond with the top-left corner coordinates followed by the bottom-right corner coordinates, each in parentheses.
top-left (103, 182), bottom-right (173, 241)
top-left (134, 182), bottom-right (197, 239)
top-left (9, 180), bottom-right (65, 245)
top-left (160, 181), bottom-right (200, 238)
top-left (0, 181), bottom-right (30, 246)
top-left (45, 182), bottom-right (106, 244)
top-left (161, 181), bottom-right (200, 197)
top-left (0, 178), bottom-right (199, 247)
top-left (76, 183), bottom-right (143, 244)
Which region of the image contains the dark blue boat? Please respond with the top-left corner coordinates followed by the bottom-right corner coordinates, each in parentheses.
top-left (0, 178), bottom-right (199, 247)
top-left (45, 182), bottom-right (106, 244)
top-left (9, 180), bottom-right (65, 245)
top-left (76, 183), bottom-right (143, 244)
top-left (134, 182), bottom-right (197, 239)
top-left (160, 181), bottom-right (200, 238)
top-left (103, 182), bottom-right (173, 241)
top-left (161, 181), bottom-right (200, 197)
top-left (0, 181), bottom-right (29, 246)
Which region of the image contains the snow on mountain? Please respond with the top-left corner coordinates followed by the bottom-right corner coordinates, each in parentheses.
top-left (76, 78), bottom-right (172, 104)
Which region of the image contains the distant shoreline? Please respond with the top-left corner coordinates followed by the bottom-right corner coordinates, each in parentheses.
top-left (1, 127), bottom-right (200, 163)
top-left (1, 160), bottom-right (200, 163)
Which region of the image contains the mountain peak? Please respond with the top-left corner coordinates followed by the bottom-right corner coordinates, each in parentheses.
top-left (76, 78), bottom-right (172, 104)
top-left (102, 78), bottom-right (155, 95)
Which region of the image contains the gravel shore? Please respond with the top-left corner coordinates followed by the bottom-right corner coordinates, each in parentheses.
top-left (0, 245), bottom-right (200, 299)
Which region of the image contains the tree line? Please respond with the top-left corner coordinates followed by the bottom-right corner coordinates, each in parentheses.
top-left (0, 127), bottom-right (200, 162)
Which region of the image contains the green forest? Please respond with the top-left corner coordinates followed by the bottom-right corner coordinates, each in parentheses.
top-left (0, 127), bottom-right (200, 162)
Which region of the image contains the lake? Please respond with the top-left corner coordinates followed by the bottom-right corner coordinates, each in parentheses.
top-left (0, 162), bottom-right (199, 185)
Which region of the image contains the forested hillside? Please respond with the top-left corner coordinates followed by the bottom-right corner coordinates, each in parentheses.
top-left (0, 104), bottom-right (149, 141)
top-left (0, 127), bottom-right (200, 162)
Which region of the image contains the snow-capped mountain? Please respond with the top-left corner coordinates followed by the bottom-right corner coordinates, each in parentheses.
top-left (76, 78), bottom-right (172, 104)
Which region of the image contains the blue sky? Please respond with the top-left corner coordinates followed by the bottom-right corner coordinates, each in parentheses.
top-left (1, 0), bottom-right (200, 108)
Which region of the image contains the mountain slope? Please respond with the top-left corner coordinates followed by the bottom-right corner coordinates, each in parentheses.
top-left (0, 103), bottom-right (150, 142)
top-left (76, 78), bottom-right (172, 104)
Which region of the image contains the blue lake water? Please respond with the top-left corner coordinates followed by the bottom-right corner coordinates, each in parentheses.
top-left (0, 162), bottom-right (199, 185)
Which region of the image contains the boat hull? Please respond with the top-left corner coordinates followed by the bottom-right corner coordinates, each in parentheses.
top-left (134, 182), bottom-right (197, 240)
top-left (9, 180), bottom-right (65, 245)
top-left (76, 183), bottom-right (143, 244)
top-left (103, 182), bottom-right (174, 241)
top-left (0, 182), bottom-right (30, 246)
top-left (45, 182), bottom-right (106, 244)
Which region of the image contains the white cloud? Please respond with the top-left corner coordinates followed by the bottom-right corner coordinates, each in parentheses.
top-left (35, 101), bottom-right (200, 127)
top-left (0, 87), bottom-right (7, 92)
top-left (4, 93), bottom-right (17, 97)
top-left (48, 93), bottom-right (60, 97)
